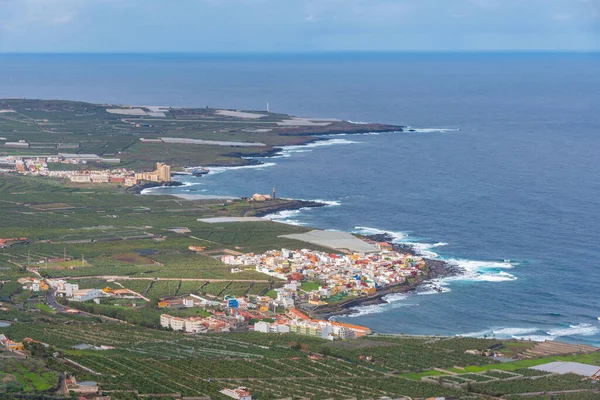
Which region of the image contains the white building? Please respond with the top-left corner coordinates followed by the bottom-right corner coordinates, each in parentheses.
top-left (254, 321), bottom-right (270, 333)
top-left (65, 283), bottom-right (79, 297)
top-left (220, 387), bottom-right (251, 400)
top-left (161, 314), bottom-right (210, 333)
top-left (70, 175), bottom-right (91, 183)
top-left (169, 317), bottom-right (186, 331)
top-left (184, 319), bottom-right (208, 333)
top-left (70, 289), bottom-right (101, 302)
top-left (253, 321), bottom-right (290, 334)
top-left (333, 325), bottom-right (355, 340)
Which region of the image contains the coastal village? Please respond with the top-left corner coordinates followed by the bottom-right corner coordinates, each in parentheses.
top-left (2, 101), bottom-right (600, 400)
top-left (0, 155), bottom-right (172, 185)
top-left (15, 242), bottom-right (426, 340)
top-left (149, 245), bottom-right (424, 339)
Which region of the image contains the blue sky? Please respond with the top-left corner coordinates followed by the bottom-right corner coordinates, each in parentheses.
top-left (0, 0), bottom-right (599, 52)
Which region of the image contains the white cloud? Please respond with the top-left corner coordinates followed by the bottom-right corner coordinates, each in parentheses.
top-left (2, 0), bottom-right (83, 29)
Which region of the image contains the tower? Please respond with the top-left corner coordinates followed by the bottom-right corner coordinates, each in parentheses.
top-left (272, 187), bottom-right (276, 200)
top-left (267, 102), bottom-right (270, 113)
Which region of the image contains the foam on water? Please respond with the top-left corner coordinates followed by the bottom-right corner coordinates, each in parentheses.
top-left (207, 162), bottom-right (277, 175)
top-left (264, 199), bottom-right (341, 225)
top-left (263, 209), bottom-right (308, 226)
top-left (458, 329), bottom-right (497, 338)
top-left (410, 242), bottom-right (448, 259)
top-left (343, 303), bottom-right (387, 318)
top-left (417, 282), bottom-right (452, 295)
top-left (547, 323), bottom-right (599, 337)
top-left (351, 226), bottom-right (517, 285)
top-left (140, 179), bottom-right (199, 194)
top-left (301, 199), bottom-right (341, 207)
top-left (492, 327), bottom-right (539, 336)
top-left (342, 293), bottom-right (416, 318)
top-left (279, 138), bottom-right (357, 150)
top-left (459, 327), bottom-right (552, 341)
top-left (353, 226), bottom-right (409, 242)
top-left (458, 323), bottom-right (600, 341)
top-left (514, 335), bottom-right (558, 342)
top-left (408, 127), bottom-right (461, 133)
top-left (383, 293), bottom-right (409, 302)
top-left (449, 259), bottom-right (515, 271)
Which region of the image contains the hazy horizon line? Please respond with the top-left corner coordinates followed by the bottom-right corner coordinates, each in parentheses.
top-left (1, 50), bottom-right (599, 56)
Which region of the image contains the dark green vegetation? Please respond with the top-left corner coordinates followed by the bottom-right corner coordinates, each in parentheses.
top-left (0, 99), bottom-right (401, 169)
top-left (2, 99), bottom-right (599, 399)
top-left (0, 174), bottom-right (326, 281)
top-left (0, 358), bottom-right (58, 394)
top-left (0, 313), bottom-right (499, 399)
top-left (0, 173), bottom-right (329, 329)
top-left (4, 313), bottom-right (598, 399)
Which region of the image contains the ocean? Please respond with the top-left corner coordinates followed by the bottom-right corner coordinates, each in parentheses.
top-left (1, 53), bottom-right (599, 345)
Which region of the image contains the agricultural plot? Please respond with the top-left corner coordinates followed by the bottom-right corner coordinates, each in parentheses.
top-left (0, 281), bottom-right (23, 299)
top-left (3, 314), bottom-right (596, 400)
top-left (73, 278), bottom-right (120, 290)
top-left (221, 281), bottom-right (254, 296)
top-left (200, 281), bottom-right (230, 297)
top-left (189, 221), bottom-right (325, 253)
top-left (117, 279), bottom-right (153, 294)
top-left (324, 336), bottom-right (499, 372)
top-left (176, 280), bottom-right (207, 295)
top-left (481, 369), bottom-right (522, 379)
top-left (0, 358), bottom-right (58, 393)
top-left (145, 280), bottom-right (180, 299)
top-left (147, 253), bottom-right (266, 280)
top-left (470, 373), bottom-right (597, 396)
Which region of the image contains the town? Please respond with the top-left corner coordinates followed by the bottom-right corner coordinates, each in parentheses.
top-left (16, 244), bottom-right (426, 340)
top-left (0, 155), bottom-right (172, 185)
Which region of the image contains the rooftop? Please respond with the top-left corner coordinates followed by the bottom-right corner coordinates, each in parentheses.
top-left (531, 361), bottom-right (600, 376)
top-left (280, 230), bottom-right (379, 253)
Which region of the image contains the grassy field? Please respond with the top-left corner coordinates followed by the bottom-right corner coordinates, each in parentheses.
top-left (0, 314), bottom-right (492, 399)
top-left (1, 309), bottom-right (599, 399)
top-left (0, 358), bottom-right (58, 393)
top-left (0, 174), bottom-right (321, 286)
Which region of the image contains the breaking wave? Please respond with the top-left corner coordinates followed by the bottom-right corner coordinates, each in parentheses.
top-left (408, 127), bottom-right (461, 133)
top-left (263, 209), bottom-right (308, 226)
top-left (352, 226), bottom-right (517, 285)
top-left (547, 323), bottom-right (599, 337)
top-left (458, 322), bottom-right (599, 342)
top-left (341, 293), bottom-right (417, 318)
top-left (493, 327), bottom-right (539, 336)
top-left (353, 226), bottom-right (409, 242)
top-left (275, 138), bottom-right (357, 155)
top-left (207, 162), bottom-right (277, 175)
top-left (263, 200), bottom-right (340, 225)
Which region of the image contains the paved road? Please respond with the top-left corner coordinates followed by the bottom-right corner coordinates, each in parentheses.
top-left (45, 286), bottom-right (66, 312)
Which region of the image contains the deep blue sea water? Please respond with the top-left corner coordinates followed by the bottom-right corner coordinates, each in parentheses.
top-left (1, 53), bottom-right (599, 345)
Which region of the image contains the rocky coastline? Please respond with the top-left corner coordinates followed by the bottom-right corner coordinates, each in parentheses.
top-left (248, 199), bottom-right (326, 218)
top-left (211, 125), bottom-right (405, 167)
top-left (127, 180), bottom-right (184, 194)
